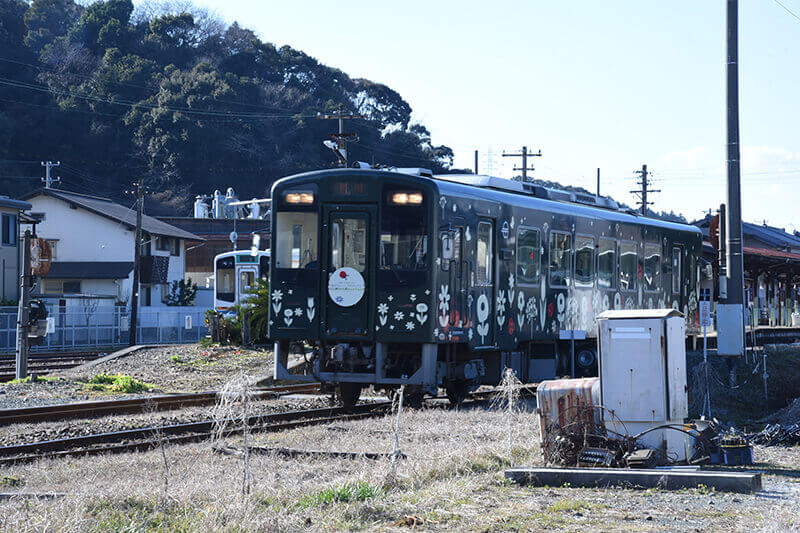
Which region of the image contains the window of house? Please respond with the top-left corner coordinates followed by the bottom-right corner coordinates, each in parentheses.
top-left (161, 283), bottom-right (170, 304)
top-left (644, 242), bottom-right (661, 292)
top-left (619, 241), bottom-right (638, 291)
top-left (598, 238), bottom-right (616, 289)
top-left (170, 238), bottom-right (180, 256)
top-left (63, 281), bottom-right (81, 294)
top-left (2, 214), bottom-right (16, 246)
top-left (517, 227), bottom-right (540, 285)
top-left (549, 232), bottom-right (572, 287)
top-left (44, 280), bottom-right (62, 294)
top-left (156, 236), bottom-right (170, 252)
top-left (574, 236), bottom-right (595, 287)
top-left (143, 285), bottom-right (152, 306)
top-left (476, 221), bottom-right (493, 284)
top-left (46, 240), bottom-right (58, 260)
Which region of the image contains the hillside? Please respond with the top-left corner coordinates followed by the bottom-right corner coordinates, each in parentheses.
top-left (0, 0), bottom-right (453, 205)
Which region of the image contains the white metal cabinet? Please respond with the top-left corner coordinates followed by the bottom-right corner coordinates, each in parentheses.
top-left (597, 309), bottom-right (689, 460)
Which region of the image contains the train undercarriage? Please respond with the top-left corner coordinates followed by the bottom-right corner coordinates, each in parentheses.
top-left (274, 338), bottom-right (598, 407)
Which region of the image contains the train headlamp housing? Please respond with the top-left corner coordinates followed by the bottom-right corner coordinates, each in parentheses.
top-left (284, 191), bottom-right (314, 204)
top-left (389, 191), bottom-right (423, 205)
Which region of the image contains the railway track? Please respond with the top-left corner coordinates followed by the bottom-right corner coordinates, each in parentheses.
top-left (0, 401), bottom-right (391, 465)
top-left (0, 351), bottom-right (104, 382)
top-left (0, 383), bottom-right (321, 426)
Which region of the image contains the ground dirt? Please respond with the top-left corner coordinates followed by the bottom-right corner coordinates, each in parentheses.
top-left (1, 400), bottom-right (798, 532)
top-left (0, 344), bottom-right (276, 409)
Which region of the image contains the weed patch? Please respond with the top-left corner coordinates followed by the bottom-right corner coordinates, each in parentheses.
top-left (546, 499), bottom-right (601, 513)
top-left (0, 475), bottom-right (23, 488)
top-left (298, 482), bottom-right (383, 508)
top-left (5, 375), bottom-right (59, 385)
top-left (83, 373), bottom-right (151, 393)
top-left (86, 497), bottom-right (197, 531)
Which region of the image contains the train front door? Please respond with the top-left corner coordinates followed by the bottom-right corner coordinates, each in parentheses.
top-left (321, 205), bottom-right (376, 338)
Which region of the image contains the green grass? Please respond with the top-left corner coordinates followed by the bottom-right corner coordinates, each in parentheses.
top-left (86, 497), bottom-right (198, 532)
top-left (83, 373), bottom-right (151, 393)
top-left (545, 499), bottom-right (601, 513)
top-left (0, 475), bottom-right (23, 488)
top-left (298, 482), bottom-right (384, 508)
top-left (5, 375), bottom-right (59, 385)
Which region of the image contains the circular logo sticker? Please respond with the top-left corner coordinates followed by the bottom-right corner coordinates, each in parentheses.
top-left (328, 267), bottom-right (365, 307)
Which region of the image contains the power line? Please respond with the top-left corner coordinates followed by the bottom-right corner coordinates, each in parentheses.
top-left (774, 0), bottom-right (800, 22)
top-left (0, 76), bottom-right (314, 120)
top-left (0, 55), bottom-right (309, 115)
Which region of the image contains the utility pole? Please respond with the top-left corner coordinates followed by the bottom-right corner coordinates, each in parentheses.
top-left (126, 180), bottom-right (145, 346)
top-left (596, 168), bottom-right (601, 197)
top-left (718, 0), bottom-right (745, 357)
top-left (15, 230), bottom-right (31, 380)
top-left (631, 164), bottom-right (659, 216)
top-left (41, 161), bottom-right (60, 189)
top-left (502, 146), bottom-right (542, 182)
top-left (318, 104), bottom-right (365, 167)
top-left (474, 150), bottom-right (479, 175)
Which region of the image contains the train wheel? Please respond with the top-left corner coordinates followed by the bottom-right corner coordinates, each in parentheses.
top-left (336, 383), bottom-right (362, 408)
top-left (445, 381), bottom-right (470, 406)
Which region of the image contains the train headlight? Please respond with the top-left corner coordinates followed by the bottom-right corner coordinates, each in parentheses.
top-left (390, 191), bottom-right (423, 205)
top-left (285, 191), bottom-right (314, 204)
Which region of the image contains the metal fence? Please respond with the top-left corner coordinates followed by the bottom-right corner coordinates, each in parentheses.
top-left (0, 306), bottom-right (210, 354)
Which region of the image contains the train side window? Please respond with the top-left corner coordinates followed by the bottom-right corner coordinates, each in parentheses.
top-left (517, 227), bottom-right (540, 285)
top-left (598, 238), bottom-right (616, 289)
top-left (644, 242), bottom-right (661, 292)
top-left (672, 246), bottom-right (681, 294)
top-left (476, 222), bottom-right (492, 284)
top-left (575, 235), bottom-right (595, 287)
top-left (549, 231), bottom-right (572, 287)
top-left (440, 229), bottom-right (461, 271)
top-left (619, 241), bottom-right (637, 291)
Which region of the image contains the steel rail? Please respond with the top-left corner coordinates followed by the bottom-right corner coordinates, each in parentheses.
top-left (0, 402), bottom-right (391, 465)
top-left (0, 383), bottom-right (322, 425)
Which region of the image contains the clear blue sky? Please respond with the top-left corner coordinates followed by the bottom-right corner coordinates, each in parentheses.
top-left (151, 0), bottom-right (800, 231)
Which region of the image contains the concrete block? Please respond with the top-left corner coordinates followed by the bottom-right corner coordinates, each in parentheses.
top-left (504, 467), bottom-right (762, 494)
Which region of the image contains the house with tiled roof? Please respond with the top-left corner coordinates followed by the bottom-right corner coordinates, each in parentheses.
top-left (20, 189), bottom-right (203, 310)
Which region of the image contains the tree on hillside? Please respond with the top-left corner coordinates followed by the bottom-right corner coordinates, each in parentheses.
top-left (0, 0), bottom-right (455, 205)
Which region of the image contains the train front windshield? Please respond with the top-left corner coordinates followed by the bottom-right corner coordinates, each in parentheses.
top-left (274, 212), bottom-right (318, 269)
top-left (216, 256), bottom-right (235, 303)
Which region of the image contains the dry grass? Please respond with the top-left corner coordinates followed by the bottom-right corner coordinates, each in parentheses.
top-left (0, 400), bottom-right (798, 531)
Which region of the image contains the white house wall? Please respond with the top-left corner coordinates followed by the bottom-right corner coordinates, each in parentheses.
top-left (29, 196), bottom-right (135, 261)
top-left (28, 195), bottom-right (191, 308)
top-left (0, 206), bottom-right (19, 301)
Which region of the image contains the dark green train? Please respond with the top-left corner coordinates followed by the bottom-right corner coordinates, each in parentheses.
top-left (270, 168), bottom-right (702, 405)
